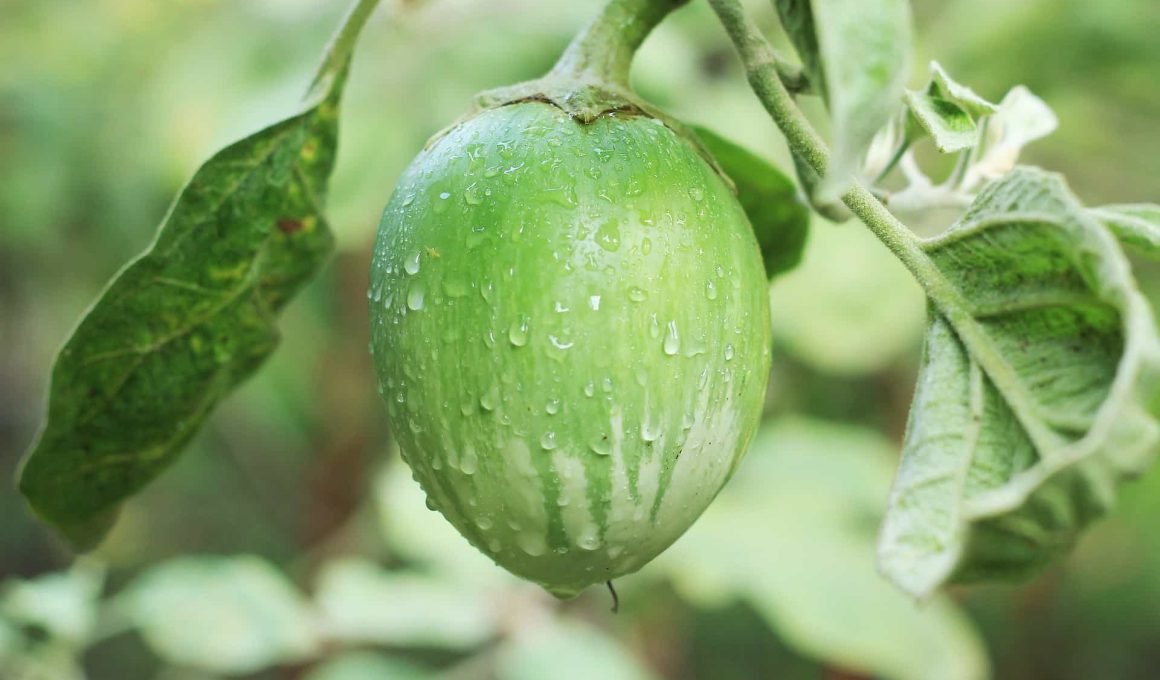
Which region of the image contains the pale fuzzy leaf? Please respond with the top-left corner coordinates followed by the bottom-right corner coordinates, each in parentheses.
top-left (0, 561), bottom-right (104, 644)
top-left (303, 651), bottom-right (434, 680)
top-left (1090, 204), bottom-right (1160, 257)
top-left (775, 0), bottom-right (912, 198)
top-left (498, 621), bottom-right (659, 680)
top-left (662, 418), bottom-right (989, 680)
top-left (863, 112), bottom-right (906, 180)
top-left (813, 0), bottom-right (912, 197)
top-left (965, 87), bottom-right (1057, 188)
top-left (879, 167), bottom-right (1160, 598)
top-left (928, 61), bottom-right (998, 118)
top-left (904, 91), bottom-right (977, 153)
top-left (117, 556), bottom-right (316, 674)
top-left (313, 558), bottom-right (501, 649)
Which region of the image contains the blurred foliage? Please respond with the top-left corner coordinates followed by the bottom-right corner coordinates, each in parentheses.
top-left (1, 0), bottom-right (1159, 678)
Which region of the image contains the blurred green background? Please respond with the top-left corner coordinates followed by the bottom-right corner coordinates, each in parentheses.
top-left (2, 0), bottom-right (1159, 678)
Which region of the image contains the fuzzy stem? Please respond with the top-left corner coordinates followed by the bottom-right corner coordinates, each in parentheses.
top-left (708, 0), bottom-right (828, 176)
top-left (707, 0), bottom-right (938, 291)
top-left (549, 0), bottom-right (690, 87)
top-left (708, 0), bottom-right (1056, 443)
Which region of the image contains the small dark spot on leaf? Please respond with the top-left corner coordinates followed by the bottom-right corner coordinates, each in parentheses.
top-left (277, 218), bottom-right (304, 234)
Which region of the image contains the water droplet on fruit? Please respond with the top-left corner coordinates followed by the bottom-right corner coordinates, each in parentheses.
top-left (517, 532), bottom-right (547, 556)
top-left (545, 398), bottom-right (560, 415)
top-left (464, 182), bottom-right (483, 204)
top-left (479, 384), bottom-right (499, 411)
top-left (663, 321), bottom-right (680, 355)
top-left (584, 381), bottom-right (596, 397)
top-left (705, 279), bottom-right (718, 300)
top-left (589, 436), bottom-right (611, 456)
top-left (576, 529), bottom-right (601, 551)
top-left (476, 516), bottom-right (493, 530)
top-left (688, 187), bottom-right (704, 202)
top-left (404, 251), bottom-right (421, 275)
top-left (406, 285), bottom-right (425, 310)
top-left (589, 295), bottom-right (601, 311)
top-left (540, 431), bottom-right (558, 450)
top-left (460, 451), bottom-right (478, 474)
top-left (508, 315), bottom-right (529, 347)
top-left (684, 334), bottom-right (707, 357)
top-left (596, 220), bottom-right (621, 251)
top-left (725, 344), bottom-right (735, 361)
top-left (545, 184), bottom-right (578, 208)
top-left (466, 224), bottom-right (487, 250)
top-left (628, 286), bottom-right (647, 302)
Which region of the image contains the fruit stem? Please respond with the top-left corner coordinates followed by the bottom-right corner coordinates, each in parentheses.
top-left (548, 0), bottom-right (689, 87)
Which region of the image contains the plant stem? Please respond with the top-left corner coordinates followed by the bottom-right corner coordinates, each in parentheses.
top-left (873, 138), bottom-right (911, 184)
top-left (307, 0), bottom-right (383, 102)
top-left (707, 0), bottom-right (949, 304)
top-left (708, 0), bottom-right (1062, 450)
top-left (707, 0), bottom-right (829, 177)
top-left (549, 0), bottom-right (690, 87)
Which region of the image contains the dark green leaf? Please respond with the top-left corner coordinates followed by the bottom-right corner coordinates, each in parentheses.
top-left (692, 126), bottom-right (810, 277)
top-left (878, 167), bottom-right (1160, 598)
top-left (775, 0), bottom-right (912, 197)
top-left (18, 0), bottom-right (381, 548)
top-left (1090, 204), bottom-right (1160, 257)
top-left (774, 0), bottom-right (824, 93)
